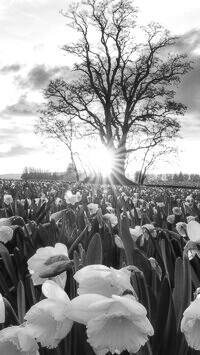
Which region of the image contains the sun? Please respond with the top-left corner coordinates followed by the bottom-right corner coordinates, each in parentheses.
top-left (88, 146), bottom-right (114, 177)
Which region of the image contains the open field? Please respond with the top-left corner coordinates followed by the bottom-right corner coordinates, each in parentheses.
top-left (0, 180), bottom-right (200, 354)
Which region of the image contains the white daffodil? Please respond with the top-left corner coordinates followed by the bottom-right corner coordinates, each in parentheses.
top-left (0, 294), bottom-right (5, 323)
top-left (130, 208), bottom-right (142, 219)
top-left (129, 226), bottom-right (143, 242)
top-left (55, 197), bottom-right (63, 206)
top-left (142, 224), bottom-right (157, 239)
top-left (114, 235), bottom-right (124, 249)
top-left (87, 203), bottom-right (99, 215)
top-left (27, 243), bottom-right (69, 288)
top-left (64, 191), bottom-right (82, 205)
top-left (0, 226), bottom-right (13, 243)
top-left (181, 292), bottom-right (200, 350)
top-left (167, 214), bottom-right (175, 224)
top-left (0, 217), bottom-right (13, 227)
top-left (187, 216), bottom-right (196, 223)
top-left (20, 199), bottom-right (31, 207)
top-left (68, 293), bottom-right (154, 355)
top-left (103, 213), bottom-right (118, 227)
top-left (0, 325), bottom-right (39, 355)
top-left (3, 194), bottom-right (13, 205)
top-left (157, 202), bottom-right (165, 208)
top-left (73, 264), bottom-right (134, 297)
top-left (187, 221), bottom-right (200, 242)
top-left (172, 206), bottom-right (182, 216)
top-left (24, 280), bottom-right (73, 349)
top-left (176, 222), bottom-right (187, 237)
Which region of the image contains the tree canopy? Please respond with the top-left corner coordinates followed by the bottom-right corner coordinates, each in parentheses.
top-left (38, 0), bottom-right (192, 184)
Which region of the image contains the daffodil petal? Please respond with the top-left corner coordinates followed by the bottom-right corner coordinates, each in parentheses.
top-left (54, 243), bottom-right (69, 257)
top-left (42, 280), bottom-right (70, 303)
top-left (67, 294), bottom-right (108, 324)
top-left (187, 221), bottom-right (200, 242)
top-left (0, 294), bottom-right (5, 323)
top-left (74, 265), bottom-right (110, 283)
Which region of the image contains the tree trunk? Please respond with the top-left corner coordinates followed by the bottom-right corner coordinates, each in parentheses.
top-left (108, 144), bottom-right (135, 185)
top-left (70, 152), bottom-right (79, 182)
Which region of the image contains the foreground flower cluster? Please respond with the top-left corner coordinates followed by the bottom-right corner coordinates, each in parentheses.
top-left (0, 181), bottom-right (200, 354)
top-left (0, 261), bottom-right (154, 354)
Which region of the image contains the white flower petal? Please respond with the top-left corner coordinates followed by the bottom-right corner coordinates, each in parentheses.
top-left (0, 326), bottom-right (38, 355)
top-left (25, 299), bottom-right (73, 348)
top-left (87, 302), bottom-right (153, 355)
top-left (42, 280), bottom-right (70, 303)
top-left (67, 294), bottom-right (108, 324)
top-left (181, 297), bottom-right (200, 350)
top-left (54, 243), bottom-right (69, 257)
top-left (0, 294), bottom-right (5, 323)
top-left (187, 221), bottom-right (200, 243)
top-left (74, 265), bottom-right (133, 297)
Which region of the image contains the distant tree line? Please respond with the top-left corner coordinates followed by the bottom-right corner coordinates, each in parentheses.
top-left (21, 167), bottom-right (63, 181)
top-left (144, 172), bottom-right (200, 184)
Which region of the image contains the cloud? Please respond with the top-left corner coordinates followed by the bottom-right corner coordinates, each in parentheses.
top-left (175, 61), bottom-right (200, 114)
top-left (175, 28), bottom-right (200, 54)
top-left (0, 144), bottom-right (39, 158)
top-left (15, 64), bottom-right (72, 90)
top-left (170, 29), bottom-right (200, 115)
top-left (4, 95), bottom-right (40, 116)
top-left (0, 64), bottom-right (22, 74)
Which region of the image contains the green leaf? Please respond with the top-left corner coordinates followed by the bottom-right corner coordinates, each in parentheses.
top-left (120, 212), bottom-right (135, 265)
top-left (182, 256), bottom-right (192, 313)
top-left (162, 290), bottom-right (177, 355)
top-left (87, 233), bottom-right (102, 265)
top-left (13, 247), bottom-right (24, 281)
top-left (135, 271), bottom-right (151, 318)
top-left (3, 297), bottom-right (19, 326)
top-left (25, 275), bottom-right (36, 306)
top-left (0, 270), bottom-right (15, 306)
top-left (151, 277), bottom-right (171, 355)
top-left (133, 248), bottom-right (152, 286)
top-left (17, 280), bottom-right (26, 324)
top-left (69, 226), bottom-right (88, 257)
top-left (36, 224), bottom-right (51, 246)
top-left (73, 250), bottom-right (80, 273)
top-left (147, 286), bottom-right (158, 327)
top-left (0, 243), bottom-right (18, 288)
top-left (173, 257), bottom-right (184, 329)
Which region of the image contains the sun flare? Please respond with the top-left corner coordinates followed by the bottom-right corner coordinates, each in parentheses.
top-left (88, 147), bottom-right (114, 177)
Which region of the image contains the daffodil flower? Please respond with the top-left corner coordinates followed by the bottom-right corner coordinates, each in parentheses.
top-left (181, 291), bottom-right (200, 350)
top-left (0, 217), bottom-right (14, 227)
top-left (103, 213), bottom-right (118, 227)
top-left (3, 194), bottom-right (13, 205)
top-left (129, 226), bottom-right (143, 242)
top-left (27, 243), bottom-right (69, 288)
top-left (142, 224), bottom-right (157, 239)
top-left (187, 221), bottom-right (200, 242)
top-left (64, 191), bottom-right (82, 205)
top-left (0, 226), bottom-right (13, 244)
top-left (176, 222), bottom-right (187, 237)
top-left (67, 293), bottom-right (154, 355)
top-left (172, 206), bottom-right (182, 216)
top-left (74, 264), bottom-right (134, 297)
top-left (0, 325), bottom-right (39, 355)
top-left (24, 280), bottom-right (73, 349)
top-left (183, 221), bottom-right (200, 260)
top-left (0, 294), bottom-right (5, 323)
top-left (87, 203), bottom-right (99, 215)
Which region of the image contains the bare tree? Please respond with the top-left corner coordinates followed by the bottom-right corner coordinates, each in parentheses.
top-left (35, 114), bottom-right (81, 181)
top-left (39, 0), bottom-right (192, 184)
top-left (133, 144), bottom-right (178, 184)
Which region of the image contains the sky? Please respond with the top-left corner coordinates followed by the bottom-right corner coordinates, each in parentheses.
top-left (1, 0), bottom-right (200, 176)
